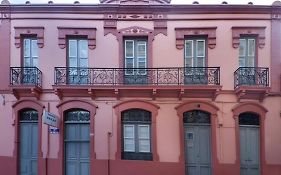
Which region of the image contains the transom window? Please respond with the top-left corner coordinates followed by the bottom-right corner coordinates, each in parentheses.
top-left (121, 109), bottom-right (152, 161)
top-left (184, 38), bottom-right (206, 67)
top-left (239, 37), bottom-right (256, 67)
top-left (183, 110), bottom-right (211, 124)
top-left (239, 112), bottom-right (260, 126)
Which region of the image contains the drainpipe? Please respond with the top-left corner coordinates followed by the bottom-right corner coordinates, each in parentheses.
top-left (107, 132), bottom-right (112, 175)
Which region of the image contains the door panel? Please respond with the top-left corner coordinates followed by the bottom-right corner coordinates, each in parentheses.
top-left (240, 126), bottom-right (260, 175)
top-left (185, 124), bottom-right (211, 175)
top-left (20, 122), bottom-right (38, 175)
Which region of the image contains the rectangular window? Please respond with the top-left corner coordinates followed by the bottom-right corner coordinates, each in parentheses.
top-left (121, 109), bottom-right (152, 161)
top-left (239, 37), bottom-right (256, 67)
top-left (67, 39), bottom-right (89, 84)
top-left (23, 38), bottom-right (38, 67)
top-left (124, 38), bottom-right (148, 84)
top-left (184, 38), bottom-right (207, 84)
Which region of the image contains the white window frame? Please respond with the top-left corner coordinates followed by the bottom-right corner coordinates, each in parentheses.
top-left (123, 124), bottom-right (135, 152)
top-left (138, 124), bottom-right (151, 153)
top-left (23, 38), bottom-right (38, 67)
top-left (125, 40), bottom-right (135, 75)
top-left (136, 41), bottom-right (147, 75)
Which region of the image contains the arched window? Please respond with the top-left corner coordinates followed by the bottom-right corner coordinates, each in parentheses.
top-left (121, 109), bottom-right (152, 161)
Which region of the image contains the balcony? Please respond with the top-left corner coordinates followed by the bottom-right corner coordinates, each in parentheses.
top-left (234, 67), bottom-right (270, 101)
top-left (53, 67), bottom-right (221, 100)
top-left (10, 67), bottom-right (42, 99)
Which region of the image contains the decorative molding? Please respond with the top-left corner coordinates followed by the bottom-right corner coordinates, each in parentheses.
top-left (14, 27), bottom-right (44, 48)
top-left (231, 26), bottom-right (266, 49)
top-left (175, 27), bottom-right (217, 50)
top-left (103, 14), bottom-right (167, 36)
top-left (100, 0), bottom-right (171, 5)
top-left (57, 27), bottom-right (97, 49)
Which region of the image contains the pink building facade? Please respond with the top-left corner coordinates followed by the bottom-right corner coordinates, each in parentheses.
top-left (0, 0), bottom-right (280, 175)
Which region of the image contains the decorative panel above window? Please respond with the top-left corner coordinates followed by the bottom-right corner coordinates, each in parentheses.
top-left (14, 27), bottom-right (44, 48)
top-left (175, 27), bottom-right (217, 50)
top-left (231, 26), bottom-right (266, 49)
top-left (57, 27), bottom-right (97, 50)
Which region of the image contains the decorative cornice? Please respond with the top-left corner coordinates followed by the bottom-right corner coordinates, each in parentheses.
top-left (14, 27), bottom-right (44, 48)
top-left (175, 27), bottom-right (217, 50)
top-left (57, 27), bottom-right (97, 49)
top-left (100, 0), bottom-right (171, 5)
top-left (231, 26), bottom-right (266, 49)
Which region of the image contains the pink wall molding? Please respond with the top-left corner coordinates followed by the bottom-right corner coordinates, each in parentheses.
top-left (175, 27), bottom-right (217, 50)
top-left (14, 27), bottom-right (44, 48)
top-left (231, 26), bottom-right (266, 49)
top-left (57, 27), bottom-right (97, 49)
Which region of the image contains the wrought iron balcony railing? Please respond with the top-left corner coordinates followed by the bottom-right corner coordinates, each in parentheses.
top-left (54, 67), bottom-right (220, 86)
top-left (10, 67), bottom-right (42, 87)
top-left (234, 67), bottom-right (269, 88)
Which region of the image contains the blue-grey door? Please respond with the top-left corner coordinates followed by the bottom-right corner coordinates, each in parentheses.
top-left (184, 110), bottom-right (212, 175)
top-left (239, 113), bottom-right (260, 175)
top-left (64, 110), bottom-right (90, 175)
top-left (19, 110), bottom-right (38, 175)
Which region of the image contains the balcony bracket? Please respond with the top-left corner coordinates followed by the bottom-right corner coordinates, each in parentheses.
top-left (114, 88), bottom-right (120, 100)
top-left (54, 88), bottom-right (63, 100)
top-left (178, 88), bottom-right (185, 100)
top-left (88, 88), bottom-right (95, 100)
top-left (212, 89), bottom-right (221, 101)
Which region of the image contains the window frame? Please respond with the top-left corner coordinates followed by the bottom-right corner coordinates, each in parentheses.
top-left (22, 37), bottom-right (38, 67)
top-left (238, 36), bottom-right (257, 67)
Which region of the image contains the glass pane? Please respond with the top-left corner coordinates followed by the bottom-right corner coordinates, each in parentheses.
top-left (138, 62), bottom-right (146, 69)
top-left (185, 40), bottom-right (193, 58)
top-left (65, 142), bottom-right (77, 158)
top-left (124, 138), bottom-right (135, 152)
top-left (183, 110), bottom-right (211, 124)
top-left (32, 57), bottom-right (38, 67)
top-left (239, 113), bottom-right (259, 125)
top-left (69, 57), bottom-right (78, 67)
top-left (31, 39), bottom-right (38, 57)
top-left (80, 124), bottom-right (90, 140)
top-left (24, 39), bottom-right (30, 57)
top-left (24, 57), bottom-right (30, 67)
top-left (69, 40), bottom-right (77, 58)
top-left (196, 57), bottom-right (205, 67)
top-left (239, 39), bottom-right (246, 56)
top-left (248, 39), bottom-right (256, 57)
top-left (80, 142), bottom-right (90, 158)
top-left (196, 40), bottom-right (205, 57)
top-left (185, 57), bottom-right (192, 67)
top-left (79, 40), bottom-right (88, 58)
top-left (139, 139), bottom-right (150, 152)
top-left (125, 40), bottom-right (134, 58)
top-left (239, 57), bottom-right (245, 67)
top-left (65, 124), bottom-right (77, 140)
top-left (80, 58), bottom-right (88, 67)
top-left (125, 58), bottom-right (134, 68)
top-left (138, 125), bottom-right (149, 139)
top-left (248, 56), bottom-right (255, 67)
top-left (124, 125), bottom-right (134, 138)
top-left (137, 42), bottom-right (146, 58)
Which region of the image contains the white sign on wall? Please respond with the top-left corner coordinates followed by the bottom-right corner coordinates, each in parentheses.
top-left (43, 110), bottom-right (59, 127)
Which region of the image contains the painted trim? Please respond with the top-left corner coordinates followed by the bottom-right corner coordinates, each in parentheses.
top-left (12, 99), bottom-right (45, 175)
top-left (56, 99), bottom-right (97, 175)
top-left (175, 27), bottom-right (217, 50)
top-left (57, 27), bottom-right (97, 50)
top-left (232, 102), bottom-right (268, 175)
top-left (14, 27), bottom-right (44, 48)
top-left (175, 100), bottom-right (220, 175)
top-left (113, 100), bottom-right (160, 161)
top-left (231, 26), bottom-right (266, 49)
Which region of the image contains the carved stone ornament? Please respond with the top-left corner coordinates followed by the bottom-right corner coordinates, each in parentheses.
top-left (57, 27), bottom-right (97, 49)
top-left (14, 27), bottom-right (45, 48)
top-left (232, 26), bottom-right (266, 49)
top-left (175, 27), bottom-right (217, 50)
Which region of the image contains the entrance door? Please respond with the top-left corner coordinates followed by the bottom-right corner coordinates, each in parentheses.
top-left (239, 113), bottom-right (260, 175)
top-left (19, 109), bottom-right (38, 175)
top-left (184, 110), bottom-right (212, 175)
top-left (64, 110), bottom-right (90, 175)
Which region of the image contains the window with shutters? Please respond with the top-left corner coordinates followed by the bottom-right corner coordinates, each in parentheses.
top-left (121, 109), bottom-right (152, 161)
top-left (67, 39), bottom-right (89, 84)
top-left (124, 38), bottom-right (148, 84)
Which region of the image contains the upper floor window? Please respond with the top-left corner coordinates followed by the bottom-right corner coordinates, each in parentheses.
top-left (67, 39), bottom-right (89, 84)
top-left (184, 38), bottom-right (206, 67)
top-left (124, 38), bottom-right (148, 84)
top-left (239, 37), bottom-right (256, 67)
top-left (121, 109), bottom-right (152, 161)
top-left (23, 38), bottom-right (38, 67)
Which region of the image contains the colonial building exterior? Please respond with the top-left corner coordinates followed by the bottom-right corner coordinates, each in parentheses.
top-left (0, 0), bottom-right (280, 175)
